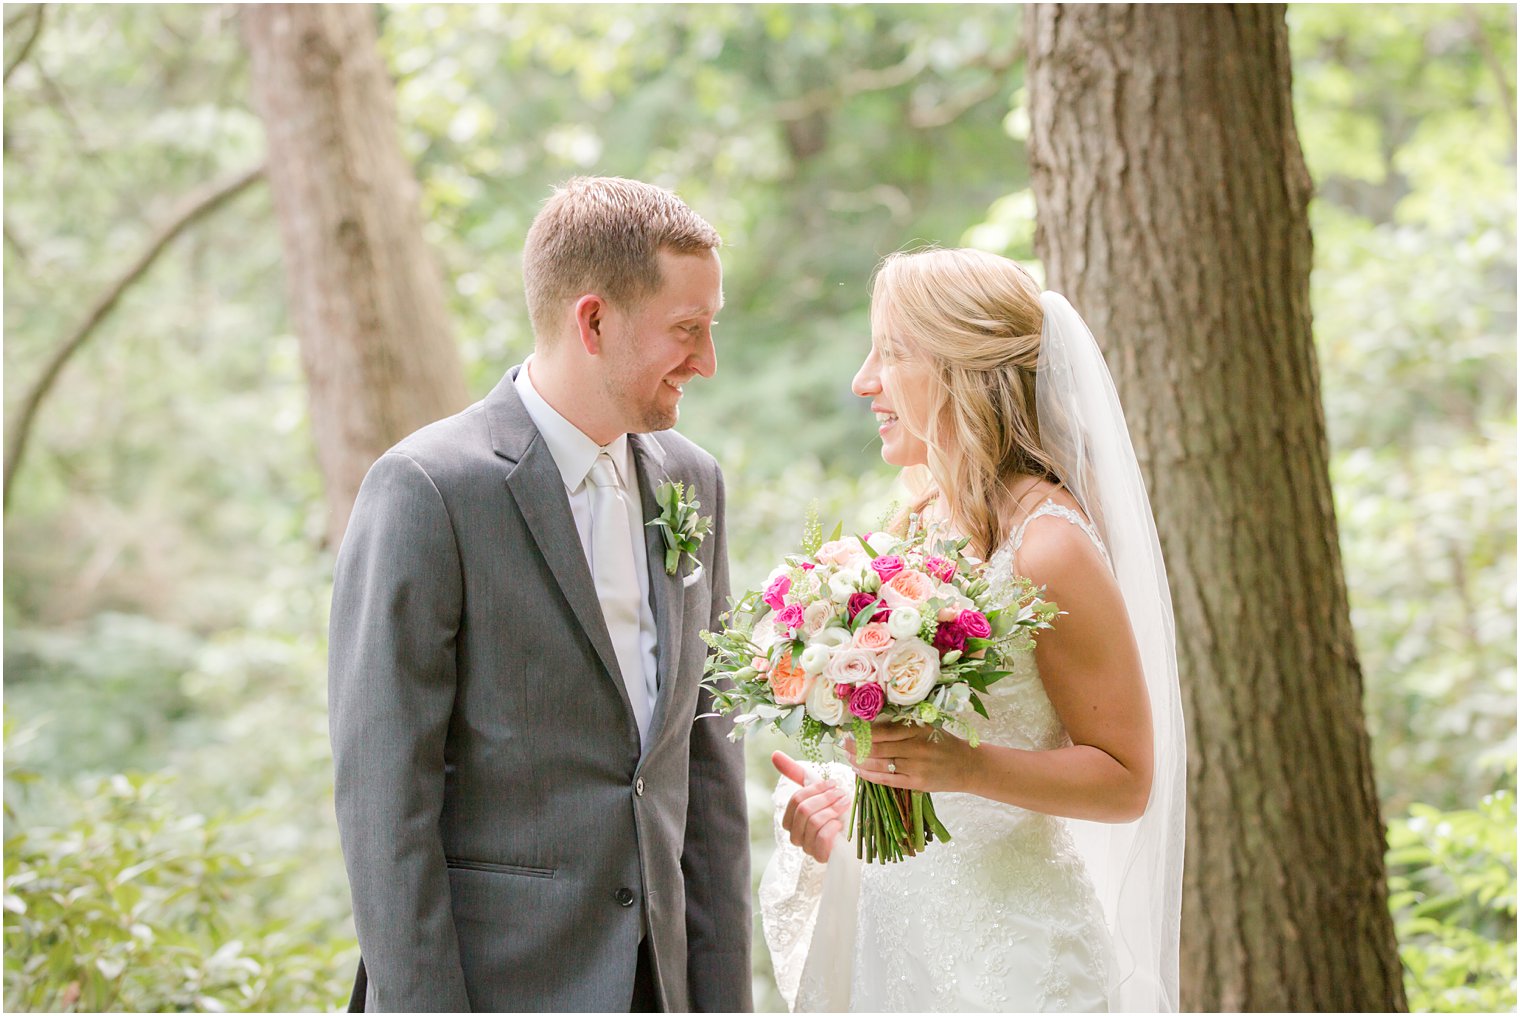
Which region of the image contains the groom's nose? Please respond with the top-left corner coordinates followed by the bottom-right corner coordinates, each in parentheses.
top-left (687, 328), bottom-right (717, 379)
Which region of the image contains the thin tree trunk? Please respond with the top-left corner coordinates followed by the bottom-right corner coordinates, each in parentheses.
top-left (1027, 5), bottom-right (1406, 1011)
top-left (242, 3), bottom-right (468, 548)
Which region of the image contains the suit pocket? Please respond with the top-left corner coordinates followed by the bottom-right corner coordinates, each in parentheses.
top-left (445, 856), bottom-right (556, 879)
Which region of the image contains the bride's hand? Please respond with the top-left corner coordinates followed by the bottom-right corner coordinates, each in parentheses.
top-left (773, 751), bottom-right (850, 863)
top-left (847, 722), bottom-right (977, 794)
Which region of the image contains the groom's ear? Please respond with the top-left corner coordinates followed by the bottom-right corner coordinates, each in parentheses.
top-left (573, 293), bottom-right (607, 357)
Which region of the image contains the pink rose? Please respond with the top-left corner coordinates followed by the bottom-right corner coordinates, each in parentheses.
top-left (957, 609), bottom-right (992, 640)
top-left (932, 619), bottom-right (967, 655)
top-left (848, 682), bottom-right (885, 722)
top-left (801, 562), bottom-right (816, 571)
top-left (852, 623), bottom-right (894, 653)
top-left (834, 683), bottom-right (855, 700)
top-left (924, 555), bottom-right (957, 583)
top-left (826, 648), bottom-right (883, 686)
top-left (763, 575), bottom-right (792, 611)
top-left (871, 554), bottom-right (905, 582)
top-left (775, 603), bottom-right (806, 631)
top-left (816, 538), bottom-right (869, 568)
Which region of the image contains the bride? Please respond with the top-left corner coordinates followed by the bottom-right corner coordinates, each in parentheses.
top-left (761, 247), bottom-right (1186, 1012)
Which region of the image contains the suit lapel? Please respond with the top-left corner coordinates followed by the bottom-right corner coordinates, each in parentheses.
top-left (489, 370), bottom-right (636, 727)
top-left (631, 434), bottom-right (684, 749)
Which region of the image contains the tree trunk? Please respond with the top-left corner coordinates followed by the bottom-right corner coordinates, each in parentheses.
top-left (243, 3), bottom-right (468, 548)
top-left (1027, 5), bottom-right (1406, 1011)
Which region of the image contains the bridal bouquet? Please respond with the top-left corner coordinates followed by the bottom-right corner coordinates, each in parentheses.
top-left (702, 510), bottom-right (1058, 863)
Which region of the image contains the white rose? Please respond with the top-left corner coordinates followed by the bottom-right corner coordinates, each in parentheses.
top-left (886, 606), bottom-right (923, 641)
top-left (825, 647), bottom-right (883, 686)
top-left (882, 640), bottom-right (941, 705)
top-left (866, 531), bottom-right (902, 555)
top-left (805, 677), bottom-right (846, 725)
top-left (812, 625), bottom-right (852, 649)
top-left (827, 569), bottom-right (861, 604)
top-left (798, 642), bottom-right (834, 676)
top-left (751, 615), bottom-right (781, 650)
top-left (800, 600), bottom-right (834, 638)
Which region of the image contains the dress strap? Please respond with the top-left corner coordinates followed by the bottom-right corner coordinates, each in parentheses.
top-left (1009, 498), bottom-right (1113, 570)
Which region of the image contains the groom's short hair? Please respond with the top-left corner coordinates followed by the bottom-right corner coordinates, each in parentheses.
top-left (523, 176), bottom-right (722, 344)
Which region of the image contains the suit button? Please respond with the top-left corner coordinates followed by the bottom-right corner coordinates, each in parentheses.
top-left (614, 887), bottom-right (635, 907)
top-left (634, 777), bottom-right (645, 797)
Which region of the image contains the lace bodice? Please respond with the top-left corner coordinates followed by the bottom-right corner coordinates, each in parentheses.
top-left (965, 497), bottom-right (1112, 754)
top-left (761, 499), bottom-right (1118, 1012)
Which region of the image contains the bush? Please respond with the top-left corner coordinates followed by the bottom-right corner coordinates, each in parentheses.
top-left (3, 767), bottom-right (354, 1013)
top-left (1386, 789), bottom-right (1518, 1013)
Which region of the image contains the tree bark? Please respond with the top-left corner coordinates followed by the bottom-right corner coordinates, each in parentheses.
top-left (1027, 5), bottom-right (1406, 1011)
top-left (242, 3), bottom-right (468, 548)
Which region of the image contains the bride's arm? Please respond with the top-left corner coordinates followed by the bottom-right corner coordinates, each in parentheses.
top-left (852, 517), bottom-right (1154, 823)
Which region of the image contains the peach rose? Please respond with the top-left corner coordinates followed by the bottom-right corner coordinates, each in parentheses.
top-left (800, 600), bottom-right (834, 638)
top-left (767, 652), bottom-right (814, 706)
top-left (880, 569), bottom-right (938, 610)
top-left (882, 640), bottom-right (940, 706)
top-left (851, 622), bottom-right (895, 653)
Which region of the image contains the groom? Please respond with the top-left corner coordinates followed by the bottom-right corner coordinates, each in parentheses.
top-left (328, 177), bottom-right (751, 1012)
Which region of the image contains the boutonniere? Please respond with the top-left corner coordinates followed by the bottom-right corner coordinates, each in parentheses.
top-left (647, 480), bottom-right (713, 578)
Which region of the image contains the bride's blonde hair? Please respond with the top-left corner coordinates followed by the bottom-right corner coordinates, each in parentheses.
top-left (872, 247), bottom-right (1064, 558)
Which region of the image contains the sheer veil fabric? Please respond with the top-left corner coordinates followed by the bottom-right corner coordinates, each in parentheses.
top-left (1037, 291), bottom-right (1186, 1012)
top-left (759, 292), bottom-right (1185, 1013)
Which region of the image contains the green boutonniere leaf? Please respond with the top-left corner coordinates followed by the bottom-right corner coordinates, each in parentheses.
top-left (647, 480), bottom-right (714, 577)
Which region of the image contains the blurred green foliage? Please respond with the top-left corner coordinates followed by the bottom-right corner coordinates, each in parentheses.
top-left (1386, 789), bottom-right (1517, 1012)
top-left (3, 4), bottom-right (1513, 1011)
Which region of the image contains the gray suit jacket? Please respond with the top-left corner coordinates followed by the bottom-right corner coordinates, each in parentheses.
top-left (328, 369), bottom-right (751, 1012)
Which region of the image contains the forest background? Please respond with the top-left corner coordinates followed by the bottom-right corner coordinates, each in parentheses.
top-left (2, 4), bottom-right (1515, 1012)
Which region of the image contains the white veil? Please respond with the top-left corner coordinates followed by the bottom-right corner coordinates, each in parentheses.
top-left (1037, 291), bottom-right (1187, 1013)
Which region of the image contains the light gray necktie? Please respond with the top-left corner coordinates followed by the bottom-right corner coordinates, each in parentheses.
top-left (586, 452), bottom-right (651, 744)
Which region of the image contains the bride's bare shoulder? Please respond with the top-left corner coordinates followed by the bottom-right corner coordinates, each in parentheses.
top-left (1006, 485), bottom-right (1107, 581)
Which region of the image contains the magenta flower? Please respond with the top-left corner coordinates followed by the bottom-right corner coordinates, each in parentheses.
top-left (763, 574), bottom-right (792, 611)
top-left (775, 603), bottom-right (806, 630)
top-left (932, 619), bottom-right (967, 655)
top-left (924, 555), bottom-right (957, 583)
top-left (846, 592), bottom-right (878, 623)
top-left (800, 562), bottom-right (816, 571)
top-left (834, 683), bottom-right (855, 700)
top-left (957, 609), bottom-right (992, 640)
top-left (870, 554), bottom-right (905, 583)
top-left (848, 682), bottom-right (885, 722)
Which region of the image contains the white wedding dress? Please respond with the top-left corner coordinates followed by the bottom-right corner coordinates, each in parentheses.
top-left (761, 501), bottom-right (1118, 1013)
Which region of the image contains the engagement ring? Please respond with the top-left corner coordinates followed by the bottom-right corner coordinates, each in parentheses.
top-left (887, 762), bottom-right (897, 774)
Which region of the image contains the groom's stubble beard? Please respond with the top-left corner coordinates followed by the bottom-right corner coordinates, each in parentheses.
top-left (601, 323), bottom-right (679, 435)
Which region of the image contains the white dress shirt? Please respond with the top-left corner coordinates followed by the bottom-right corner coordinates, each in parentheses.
top-left (514, 360), bottom-right (660, 738)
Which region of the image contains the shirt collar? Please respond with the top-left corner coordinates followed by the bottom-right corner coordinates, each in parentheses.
top-left (514, 357), bottom-right (630, 491)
